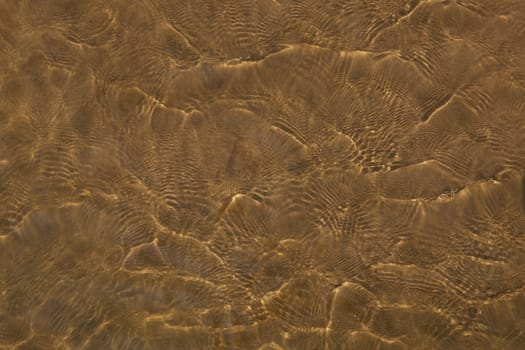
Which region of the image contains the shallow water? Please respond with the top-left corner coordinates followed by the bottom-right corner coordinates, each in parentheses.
top-left (1, 0), bottom-right (525, 349)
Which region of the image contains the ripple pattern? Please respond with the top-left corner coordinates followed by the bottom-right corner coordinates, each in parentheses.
top-left (1, 0), bottom-right (525, 349)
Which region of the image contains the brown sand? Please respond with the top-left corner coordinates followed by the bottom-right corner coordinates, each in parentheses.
top-left (1, 0), bottom-right (525, 349)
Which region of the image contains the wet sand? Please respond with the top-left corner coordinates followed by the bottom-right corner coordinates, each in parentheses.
top-left (1, 0), bottom-right (525, 349)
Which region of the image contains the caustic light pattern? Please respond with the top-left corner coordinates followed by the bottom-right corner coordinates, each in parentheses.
top-left (1, 0), bottom-right (525, 349)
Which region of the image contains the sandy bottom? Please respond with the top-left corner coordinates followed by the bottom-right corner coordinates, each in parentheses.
top-left (1, 0), bottom-right (525, 349)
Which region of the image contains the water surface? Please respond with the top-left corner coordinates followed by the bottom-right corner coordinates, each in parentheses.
top-left (1, 0), bottom-right (525, 349)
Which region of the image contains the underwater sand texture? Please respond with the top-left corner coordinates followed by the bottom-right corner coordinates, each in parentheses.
top-left (1, 0), bottom-right (525, 349)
